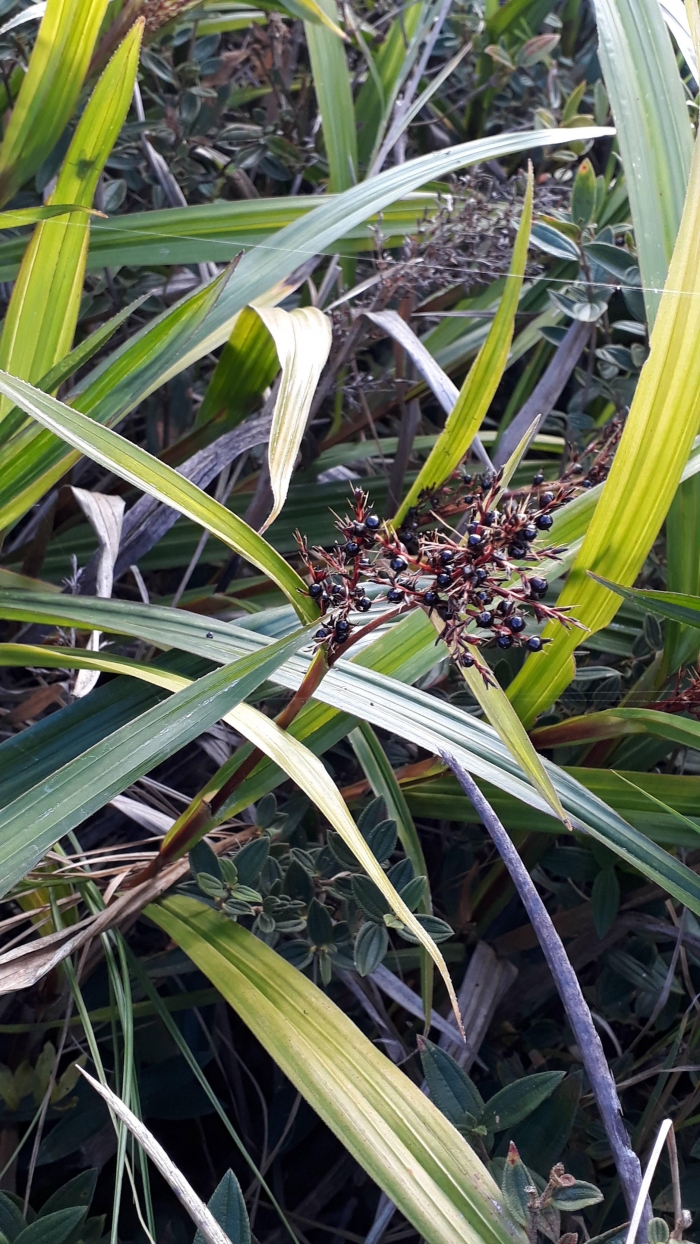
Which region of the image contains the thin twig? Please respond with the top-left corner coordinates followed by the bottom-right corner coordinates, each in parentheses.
top-left (440, 750), bottom-right (648, 1229)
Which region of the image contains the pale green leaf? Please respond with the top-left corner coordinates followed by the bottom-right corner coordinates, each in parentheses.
top-left (254, 306), bottom-right (333, 530)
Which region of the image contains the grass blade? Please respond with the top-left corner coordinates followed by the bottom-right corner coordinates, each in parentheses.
top-left (0, 371), bottom-right (316, 620)
top-left (594, 0), bottom-right (692, 324)
top-left (305, 0), bottom-right (357, 191)
top-left (148, 897), bottom-right (528, 1244)
top-left (508, 132), bottom-right (700, 727)
top-left (394, 167), bottom-right (533, 523)
top-left (0, 0), bottom-right (111, 207)
top-left (0, 20), bottom-right (143, 430)
top-left (0, 625), bottom-right (312, 896)
top-left (255, 306), bottom-right (333, 530)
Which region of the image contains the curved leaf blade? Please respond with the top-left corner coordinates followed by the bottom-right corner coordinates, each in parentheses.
top-left (0, 371), bottom-right (315, 620)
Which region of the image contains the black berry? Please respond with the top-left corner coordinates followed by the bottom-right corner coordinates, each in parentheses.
top-left (387, 588), bottom-right (403, 603)
top-left (536, 514), bottom-right (554, 531)
top-left (206, 632), bottom-right (214, 639)
top-left (424, 590), bottom-right (440, 607)
top-left (467, 533), bottom-right (482, 549)
top-left (440, 549), bottom-right (454, 565)
top-left (477, 611), bottom-right (494, 627)
top-left (436, 572), bottom-right (452, 587)
top-left (507, 615), bottom-right (525, 633)
top-left (357, 597), bottom-right (372, 612)
top-left (345, 541), bottom-right (360, 557)
top-left (483, 511), bottom-right (497, 526)
top-left (509, 542), bottom-right (526, 558)
top-left (309, 583), bottom-right (323, 598)
top-left (533, 471), bottom-right (544, 486)
top-left (365, 514), bottom-right (380, 530)
top-left (522, 525), bottom-right (538, 542)
top-left (527, 635), bottom-right (544, 652)
top-left (315, 627), bottom-right (330, 639)
top-left (541, 491), bottom-right (554, 505)
top-left (391, 556), bottom-right (408, 572)
top-left (496, 633), bottom-right (513, 649)
top-left (529, 576), bottom-right (548, 596)
top-left (474, 568), bottom-right (487, 583)
top-left (462, 654), bottom-right (475, 668)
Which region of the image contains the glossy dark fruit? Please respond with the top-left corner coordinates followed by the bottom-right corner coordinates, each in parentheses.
top-left (440, 549), bottom-right (454, 564)
top-left (507, 615), bottom-right (526, 633)
top-left (345, 541), bottom-right (360, 557)
top-left (357, 597), bottom-right (372, 612)
top-left (509, 542), bottom-right (526, 558)
top-left (582, 479), bottom-right (593, 488)
top-left (483, 511), bottom-right (496, 526)
top-left (462, 654), bottom-right (475, 667)
top-left (533, 471), bottom-right (544, 486)
top-left (474, 568), bottom-right (487, 583)
top-left (477, 611), bottom-right (494, 627)
top-left (387, 588), bottom-right (404, 603)
top-left (529, 575), bottom-right (548, 596)
top-left (541, 491), bottom-right (554, 505)
top-left (365, 514), bottom-right (381, 530)
top-left (315, 627), bottom-right (330, 639)
top-left (436, 572), bottom-right (452, 587)
top-left (536, 513), bottom-right (554, 531)
top-left (475, 590), bottom-right (491, 604)
top-left (391, 556), bottom-right (408, 572)
top-left (527, 635), bottom-right (544, 651)
top-left (463, 473), bottom-right (473, 485)
top-left (206, 632), bottom-right (214, 639)
top-left (309, 583), bottom-right (323, 598)
top-left (523, 525), bottom-right (538, 542)
top-left (496, 633), bottom-right (513, 649)
top-left (353, 521), bottom-right (366, 535)
top-left (424, 590), bottom-right (440, 607)
top-left (335, 618), bottom-right (350, 633)
top-left (467, 533), bottom-right (482, 549)
top-left (497, 600), bottom-right (510, 615)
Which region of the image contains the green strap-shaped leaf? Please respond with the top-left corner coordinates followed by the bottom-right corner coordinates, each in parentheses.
top-left (0, 129), bottom-right (609, 531)
top-left (531, 707), bottom-right (700, 751)
top-left (305, 0), bottom-right (357, 191)
top-left (0, 0), bottom-right (111, 207)
top-left (0, 371), bottom-right (316, 621)
top-left (509, 132), bottom-right (700, 727)
top-left (3, 597), bottom-right (700, 909)
top-left (148, 897), bottom-right (528, 1244)
top-left (0, 20), bottom-right (144, 430)
top-left (0, 625), bottom-right (312, 897)
top-left (595, 0), bottom-right (693, 325)
top-left (394, 168), bottom-right (533, 523)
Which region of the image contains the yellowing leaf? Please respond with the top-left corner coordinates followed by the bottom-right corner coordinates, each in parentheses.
top-left (0, 20), bottom-right (144, 429)
top-left (149, 898), bottom-right (528, 1244)
top-left (509, 131), bottom-right (700, 727)
top-left (254, 305), bottom-right (333, 531)
top-left (431, 615), bottom-right (570, 829)
top-left (0, 0), bottom-right (112, 207)
top-left (394, 167), bottom-right (533, 524)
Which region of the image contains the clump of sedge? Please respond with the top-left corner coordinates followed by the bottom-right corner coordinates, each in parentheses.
top-left (296, 465), bottom-right (587, 681)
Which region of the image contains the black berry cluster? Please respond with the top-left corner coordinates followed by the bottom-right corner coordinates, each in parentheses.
top-left (297, 472), bottom-right (585, 677)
